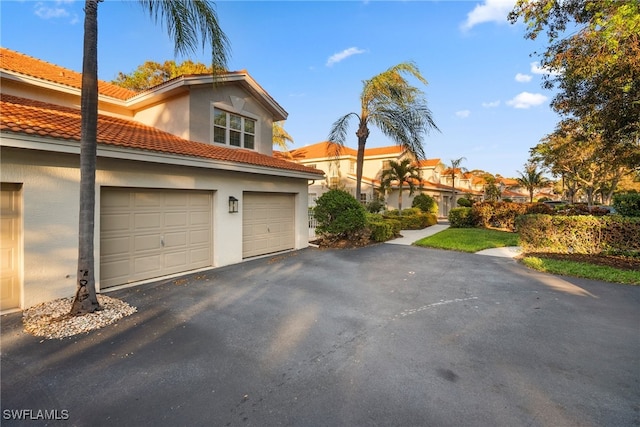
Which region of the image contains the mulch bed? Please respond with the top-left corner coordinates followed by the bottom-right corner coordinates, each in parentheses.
top-left (523, 252), bottom-right (640, 271)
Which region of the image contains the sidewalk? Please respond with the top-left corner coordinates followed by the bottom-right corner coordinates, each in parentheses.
top-left (385, 222), bottom-right (522, 258)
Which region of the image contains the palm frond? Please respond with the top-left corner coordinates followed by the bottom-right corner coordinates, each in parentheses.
top-left (138, 0), bottom-right (230, 69)
top-left (327, 113), bottom-right (358, 146)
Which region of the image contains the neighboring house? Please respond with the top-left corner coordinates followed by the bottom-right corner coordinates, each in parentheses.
top-left (279, 141), bottom-right (483, 217)
top-left (0, 47), bottom-right (324, 311)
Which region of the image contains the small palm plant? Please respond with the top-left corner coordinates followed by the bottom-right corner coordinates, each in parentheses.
top-left (380, 159), bottom-right (422, 213)
top-left (517, 162), bottom-right (550, 202)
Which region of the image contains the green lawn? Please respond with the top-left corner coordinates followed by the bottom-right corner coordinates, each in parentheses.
top-left (414, 228), bottom-right (519, 253)
top-left (521, 257), bottom-right (639, 285)
top-left (414, 227), bottom-right (639, 285)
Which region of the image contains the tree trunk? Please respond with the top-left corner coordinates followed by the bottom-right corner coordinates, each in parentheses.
top-left (398, 184), bottom-right (403, 213)
top-left (71, 0), bottom-right (101, 315)
top-left (354, 121), bottom-right (369, 202)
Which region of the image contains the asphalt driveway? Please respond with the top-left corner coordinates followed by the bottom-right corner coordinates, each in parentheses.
top-left (2, 244), bottom-right (639, 426)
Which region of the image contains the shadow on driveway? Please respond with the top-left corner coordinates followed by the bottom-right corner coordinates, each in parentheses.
top-left (2, 245), bottom-right (639, 426)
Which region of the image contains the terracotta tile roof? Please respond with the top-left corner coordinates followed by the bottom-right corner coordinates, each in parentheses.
top-left (0, 47), bottom-right (137, 100)
top-left (0, 94), bottom-right (324, 176)
top-left (417, 158), bottom-right (441, 167)
top-left (287, 141), bottom-right (354, 159)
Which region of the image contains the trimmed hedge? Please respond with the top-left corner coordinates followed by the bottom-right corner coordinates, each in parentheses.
top-left (448, 207), bottom-right (475, 228)
top-left (314, 189), bottom-right (367, 237)
top-left (613, 193), bottom-right (640, 217)
top-left (412, 194), bottom-right (438, 214)
top-left (516, 214), bottom-right (640, 255)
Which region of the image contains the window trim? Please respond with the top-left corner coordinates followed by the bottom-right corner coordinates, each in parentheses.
top-left (211, 103), bottom-right (260, 150)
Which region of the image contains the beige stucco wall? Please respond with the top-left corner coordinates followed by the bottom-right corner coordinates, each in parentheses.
top-left (1, 146), bottom-right (311, 309)
top-left (133, 94), bottom-right (190, 140)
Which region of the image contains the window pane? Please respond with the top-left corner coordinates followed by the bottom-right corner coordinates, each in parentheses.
top-left (214, 110), bottom-right (226, 126)
top-left (230, 130), bottom-right (241, 147)
top-left (214, 127), bottom-right (226, 144)
top-left (244, 134), bottom-right (254, 149)
top-left (244, 118), bottom-right (255, 134)
top-left (230, 114), bottom-right (242, 130)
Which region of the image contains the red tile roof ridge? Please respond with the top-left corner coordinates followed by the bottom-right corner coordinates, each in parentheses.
top-left (0, 93), bottom-right (323, 176)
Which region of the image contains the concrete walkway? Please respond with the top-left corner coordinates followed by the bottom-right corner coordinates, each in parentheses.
top-left (386, 222), bottom-right (522, 258)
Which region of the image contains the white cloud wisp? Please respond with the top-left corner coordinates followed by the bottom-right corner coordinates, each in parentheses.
top-left (506, 92), bottom-right (548, 109)
top-left (461, 0), bottom-right (517, 30)
top-left (326, 47), bottom-right (366, 67)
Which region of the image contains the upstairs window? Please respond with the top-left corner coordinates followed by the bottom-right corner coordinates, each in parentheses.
top-left (213, 108), bottom-right (256, 149)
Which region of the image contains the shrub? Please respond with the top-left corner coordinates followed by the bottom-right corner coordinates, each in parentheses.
top-left (525, 203), bottom-right (554, 215)
top-left (613, 193), bottom-right (640, 217)
top-left (457, 197), bottom-right (472, 207)
top-left (365, 198), bottom-right (385, 213)
top-left (516, 214), bottom-right (640, 255)
top-left (448, 207), bottom-right (475, 228)
top-left (368, 220), bottom-right (395, 242)
top-left (314, 189), bottom-right (367, 237)
top-left (401, 207), bottom-right (422, 216)
top-left (399, 212), bottom-right (431, 229)
top-left (412, 194), bottom-right (438, 214)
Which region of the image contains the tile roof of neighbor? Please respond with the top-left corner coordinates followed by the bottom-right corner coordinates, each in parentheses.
top-left (285, 141), bottom-right (407, 160)
top-left (0, 47), bottom-right (138, 100)
top-left (0, 94), bottom-right (324, 176)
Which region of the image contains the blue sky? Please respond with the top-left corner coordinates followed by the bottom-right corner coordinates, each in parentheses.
top-left (1, 0), bottom-right (561, 178)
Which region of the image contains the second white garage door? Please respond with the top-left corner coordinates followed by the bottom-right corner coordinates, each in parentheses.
top-left (101, 188), bottom-right (213, 288)
top-left (243, 193), bottom-right (295, 258)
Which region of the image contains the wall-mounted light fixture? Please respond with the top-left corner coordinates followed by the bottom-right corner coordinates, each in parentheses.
top-left (228, 196), bottom-right (239, 213)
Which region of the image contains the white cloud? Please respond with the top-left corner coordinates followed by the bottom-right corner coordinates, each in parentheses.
top-left (326, 47), bottom-right (366, 67)
top-left (461, 0), bottom-right (517, 30)
top-left (34, 1), bottom-right (78, 23)
top-left (530, 61), bottom-right (561, 76)
top-left (455, 110), bottom-right (471, 118)
top-left (482, 100), bottom-right (500, 108)
top-left (515, 73), bottom-right (532, 83)
top-left (506, 92), bottom-right (548, 109)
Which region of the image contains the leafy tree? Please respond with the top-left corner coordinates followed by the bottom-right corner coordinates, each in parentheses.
top-left (111, 59), bottom-right (218, 90)
top-left (327, 62), bottom-right (439, 201)
top-left (509, 0), bottom-right (640, 169)
top-left (379, 159), bottom-right (422, 213)
top-left (71, 0), bottom-right (229, 315)
top-left (516, 162), bottom-right (550, 202)
top-left (483, 175), bottom-right (501, 202)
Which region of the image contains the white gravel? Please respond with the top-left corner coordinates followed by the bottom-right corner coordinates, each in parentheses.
top-left (22, 295), bottom-right (137, 340)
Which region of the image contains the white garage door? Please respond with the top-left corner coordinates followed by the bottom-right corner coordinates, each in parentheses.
top-left (101, 188), bottom-right (212, 288)
top-left (243, 193), bottom-right (295, 258)
top-left (1, 184), bottom-right (21, 310)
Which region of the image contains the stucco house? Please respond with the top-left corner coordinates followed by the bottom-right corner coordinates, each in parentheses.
top-left (0, 47), bottom-right (324, 312)
top-left (280, 141), bottom-right (486, 217)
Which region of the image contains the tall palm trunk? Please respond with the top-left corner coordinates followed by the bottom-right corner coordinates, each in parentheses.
top-left (71, 0), bottom-right (100, 314)
top-left (355, 121), bottom-right (369, 201)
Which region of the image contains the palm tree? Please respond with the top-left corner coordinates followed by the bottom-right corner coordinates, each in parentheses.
top-left (71, 0), bottom-right (229, 315)
top-left (517, 163), bottom-right (550, 203)
top-left (273, 121), bottom-right (294, 151)
top-left (446, 157), bottom-right (467, 207)
top-left (380, 159), bottom-right (422, 212)
top-left (327, 62), bottom-right (439, 201)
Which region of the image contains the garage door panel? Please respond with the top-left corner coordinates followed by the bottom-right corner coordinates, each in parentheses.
top-left (165, 212), bottom-right (188, 227)
top-left (101, 189), bottom-right (212, 288)
top-left (101, 236), bottom-right (130, 256)
top-left (164, 231), bottom-right (187, 248)
top-left (134, 213), bottom-right (162, 229)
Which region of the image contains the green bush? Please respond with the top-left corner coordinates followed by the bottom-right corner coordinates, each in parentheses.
top-left (412, 194), bottom-right (438, 214)
top-left (613, 193), bottom-right (640, 217)
top-left (314, 189), bottom-right (367, 237)
top-left (368, 220), bottom-right (395, 242)
top-left (401, 207), bottom-right (422, 216)
top-left (399, 212), bottom-right (431, 229)
top-left (448, 207), bottom-right (475, 228)
top-left (525, 203), bottom-right (554, 215)
top-left (365, 198), bottom-right (386, 213)
top-left (457, 197), bottom-right (473, 207)
top-left (516, 214), bottom-right (640, 255)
